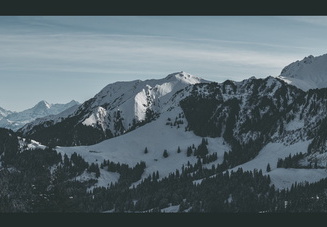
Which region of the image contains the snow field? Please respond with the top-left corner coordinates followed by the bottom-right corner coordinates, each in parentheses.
top-left (228, 140), bottom-right (327, 189)
top-left (57, 108), bottom-right (327, 191)
top-left (57, 107), bottom-right (230, 187)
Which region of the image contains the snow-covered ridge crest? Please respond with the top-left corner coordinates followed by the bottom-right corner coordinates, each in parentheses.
top-left (92, 71), bottom-right (206, 108)
top-left (82, 71), bottom-right (209, 131)
top-left (18, 72), bottom-right (210, 146)
top-left (278, 53), bottom-right (327, 91)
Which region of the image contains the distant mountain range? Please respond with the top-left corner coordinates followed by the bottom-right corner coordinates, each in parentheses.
top-left (0, 106), bottom-right (13, 119)
top-left (0, 100), bottom-right (80, 131)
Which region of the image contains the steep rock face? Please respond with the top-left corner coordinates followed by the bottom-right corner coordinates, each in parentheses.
top-left (180, 77), bottom-right (305, 166)
top-left (179, 76), bottom-right (327, 166)
top-left (278, 54), bottom-right (327, 91)
top-left (82, 71), bottom-right (207, 133)
top-left (19, 72), bottom-right (208, 146)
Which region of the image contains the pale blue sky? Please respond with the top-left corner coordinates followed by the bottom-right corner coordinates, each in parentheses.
top-left (1, 16), bottom-right (327, 111)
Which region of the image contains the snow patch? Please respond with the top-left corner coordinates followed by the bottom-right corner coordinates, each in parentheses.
top-left (161, 204), bottom-right (180, 213)
top-left (82, 114), bottom-right (97, 126)
top-left (18, 137), bottom-right (47, 150)
top-left (285, 116), bottom-right (304, 131)
top-left (225, 140), bottom-right (327, 189)
top-left (229, 140), bottom-right (312, 172)
top-left (75, 170), bottom-right (120, 192)
top-left (82, 106), bottom-right (108, 130)
top-left (269, 168), bottom-right (327, 190)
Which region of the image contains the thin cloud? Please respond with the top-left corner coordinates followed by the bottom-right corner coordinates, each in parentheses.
top-left (284, 16), bottom-right (327, 27)
top-left (0, 33), bottom-right (301, 77)
top-left (1, 16), bottom-right (324, 112)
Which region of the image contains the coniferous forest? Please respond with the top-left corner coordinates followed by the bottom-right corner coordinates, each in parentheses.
top-left (1, 128), bottom-right (327, 213)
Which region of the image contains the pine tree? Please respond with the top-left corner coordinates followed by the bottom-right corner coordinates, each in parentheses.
top-left (144, 147), bottom-right (148, 154)
top-left (63, 154), bottom-right (70, 167)
top-left (177, 146), bottom-right (181, 153)
top-left (266, 163), bottom-right (271, 172)
top-left (187, 147), bottom-right (192, 157)
top-left (202, 138), bottom-right (208, 145)
top-left (197, 139), bottom-right (209, 158)
top-left (95, 164), bottom-right (100, 178)
top-left (163, 150), bottom-right (169, 158)
top-left (277, 158), bottom-right (283, 168)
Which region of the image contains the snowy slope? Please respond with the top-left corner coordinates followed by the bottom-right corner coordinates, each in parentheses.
top-left (191, 140), bottom-right (327, 190)
top-left (278, 54), bottom-right (327, 91)
top-left (54, 74), bottom-right (327, 191)
top-left (0, 100), bottom-right (79, 131)
top-left (228, 141), bottom-right (327, 189)
top-left (56, 105), bottom-right (327, 191)
top-left (19, 68), bottom-right (327, 192)
top-left (83, 71), bottom-right (209, 133)
top-left (56, 106), bottom-right (230, 188)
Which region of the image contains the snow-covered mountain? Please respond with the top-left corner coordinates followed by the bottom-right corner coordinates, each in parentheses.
top-left (54, 75), bottom-right (327, 190)
top-left (81, 71), bottom-right (208, 132)
top-left (278, 54), bottom-right (327, 91)
top-left (17, 70), bottom-right (327, 191)
top-left (8, 58), bottom-right (327, 212)
top-left (19, 71), bottom-right (209, 146)
top-left (16, 59), bottom-right (327, 193)
top-left (0, 100), bottom-right (80, 131)
top-left (0, 106), bottom-right (12, 119)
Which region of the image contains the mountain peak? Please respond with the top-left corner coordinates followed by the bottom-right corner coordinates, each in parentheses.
top-left (303, 54), bottom-right (314, 63)
top-left (0, 106), bottom-right (13, 118)
top-left (278, 53), bottom-right (327, 91)
top-left (165, 71), bottom-right (189, 78)
top-left (66, 100), bottom-right (80, 106)
top-left (1, 100), bottom-right (81, 131)
top-left (164, 71), bottom-right (207, 84)
top-left (35, 100), bottom-right (51, 109)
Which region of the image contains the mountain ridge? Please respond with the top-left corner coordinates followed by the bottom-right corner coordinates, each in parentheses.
top-left (5, 54), bottom-right (327, 212)
top-left (14, 54), bottom-right (327, 193)
top-left (53, 74), bottom-right (327, 191)
top-left (278, 53), bottom-right (327, 91)
top-left (0, 106), bottom-right (12, 119)
top-left (19, 71), bottom-right (208, 146)
top-left (0, 100), bottom-right (80, 131)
